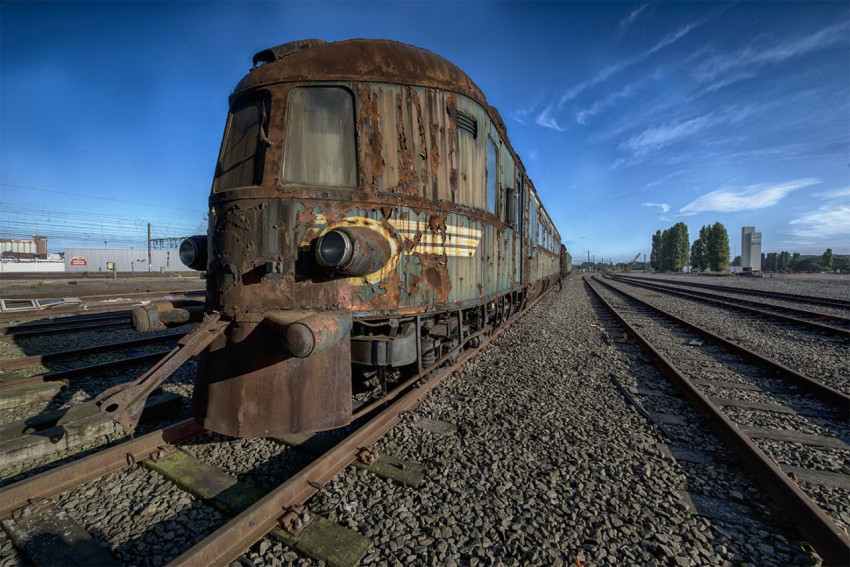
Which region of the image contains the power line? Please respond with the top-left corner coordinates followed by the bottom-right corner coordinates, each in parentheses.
top-left (0, 182), bottom-right (204, 214)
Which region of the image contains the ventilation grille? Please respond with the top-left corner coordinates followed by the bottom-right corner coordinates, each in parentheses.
top-left (457, 111), bottom-right (478, 138)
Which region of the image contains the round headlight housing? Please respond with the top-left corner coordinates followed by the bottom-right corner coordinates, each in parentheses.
top-left (316, 230), bottom-right (352, 269)
top-left (179, 235), bottom-right (208, 271)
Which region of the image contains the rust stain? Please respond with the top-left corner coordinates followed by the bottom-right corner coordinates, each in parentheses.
top-left (296, 209), bottom-right (317, 229)
top-left (358, 84), bottom-right (385, 192)
top-left (418, 253), bottom-right (451, 304)
top-left (446, 95), bottom-right (458, 195)
top-left (427, 212), bottom-right (448, 242)
top-left (396, 89), bottom-right (416, 194)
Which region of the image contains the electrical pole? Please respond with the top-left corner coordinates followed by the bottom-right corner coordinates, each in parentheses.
top-left (147, 223), bottom-right (152, 272)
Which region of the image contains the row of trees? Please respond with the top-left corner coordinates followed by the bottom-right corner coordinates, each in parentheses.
top-left (650, 222), bottom-right (731, 272)
top-left (762, 248), bottom-right (849, 272)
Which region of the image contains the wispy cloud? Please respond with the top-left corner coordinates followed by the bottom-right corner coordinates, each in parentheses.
top-left (680, 178), bottom-right (821, 215)
top-left (789, 205), bottom-right (850, 239)
top-left (575, 83), bottom-right (636, 125)
top-left (559, 11), bottom-right (718, 106)
top-left (814, 186), bottom-right (850, 200)
top-left (643, 169), bottom-right (689, 190)
top-left (621, 113), bottom-right (715, 156)
top-left (618, 4), bottom-right (649, 36)
top-left (535, 105), bottom-right (564, 131)
top-left (616, 103), bottom-right (759, 162)
top-left (692, 19), bottom-right (850, 90)
top-left (641, 202), bottom-right (670, 213)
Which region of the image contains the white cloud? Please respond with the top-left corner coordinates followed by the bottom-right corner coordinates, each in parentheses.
top-left (621, 114), bottom-right (714, 156)
top-left (535, 105), bottom-right (564, 131)
top-left (815, 186), bottom-right (850, 200)
top-left (575, 83), bottom-right (636, 125)
top-left (789, 205), bottom-right (850, 238)
top-left (680, 178), bottom-right (821, 214)
top-left (693, 20), bottom-right (849, 90)
top-left (642, 202), bottom-right (671, 213)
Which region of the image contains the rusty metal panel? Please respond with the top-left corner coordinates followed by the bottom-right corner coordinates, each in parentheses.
top-left (193, 321), bottom-right (352, 437)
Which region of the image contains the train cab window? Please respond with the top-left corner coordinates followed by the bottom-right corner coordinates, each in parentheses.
top-left (486, 138), bottom-right (498, 214)
top-left (283, 88), bottom-right (356, 188)
top-left (215, 94), bottom-right (271, 190)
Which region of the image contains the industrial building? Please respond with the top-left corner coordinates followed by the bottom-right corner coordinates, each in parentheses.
top-left (741, 226), bottom-right (762, 272)
top-left (0, 235), bottom-right (48, 259)
top-left (63, 249), bottom-right (194, 273)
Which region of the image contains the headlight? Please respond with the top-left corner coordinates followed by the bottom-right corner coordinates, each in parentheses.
top-left (179, 235), bottom-right (208, 271)
top-left (315, 227), bottom-right (390, 276)
top-left (316, 229), bottom-right (352, 269)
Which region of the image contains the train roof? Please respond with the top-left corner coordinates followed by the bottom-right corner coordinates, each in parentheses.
top-left (236, 38), bottom-right (488, 107)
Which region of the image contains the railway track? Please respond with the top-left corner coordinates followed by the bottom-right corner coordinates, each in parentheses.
top-left (586, 275), bottom-right (850, 565)
top-left (0, 286), bottom-right (555, 566)
top-left (615, 274), bottom-right (850, 310)
top-left (0, 312), bottom-right (133, 342)
top-left (0, 290), bottom-right (204, 325)
top-left (606, 274), bottom-right (850, 338)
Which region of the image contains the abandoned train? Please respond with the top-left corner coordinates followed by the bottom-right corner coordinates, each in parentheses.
top-left (138, 39), bottom-right (571, 438)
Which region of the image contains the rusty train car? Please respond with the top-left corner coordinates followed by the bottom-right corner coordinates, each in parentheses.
top-left (134, 39), bottom-right (569, 438)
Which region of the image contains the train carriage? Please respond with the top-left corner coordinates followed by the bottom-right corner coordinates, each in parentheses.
top-left (125, 39), bottom-right (568, 438)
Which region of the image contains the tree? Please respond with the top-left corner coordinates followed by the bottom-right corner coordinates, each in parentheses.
top-left (690, 239), bottom-right (706, 271)
top-left (732, 255), bottom-right (741, 267)
top-left (764, 252), bottom-right (778, 270)
top-left (705, 222), bottom-right (730, 272)
top-left (670, 222), bottom-right (690, 271)
top-left (791, 252), bottom-right (802, 269)
top-left (778, 251), bottom-right (791, 270)
top-left (822, 248), bottom-right (833, 270)
top-left (651, 223), bottom-right (690, 271)
top-left (650, 230), bottom-right (662, 270)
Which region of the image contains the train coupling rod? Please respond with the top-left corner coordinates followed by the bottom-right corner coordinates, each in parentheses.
top-left (95, 313), bottom-right (228, 436)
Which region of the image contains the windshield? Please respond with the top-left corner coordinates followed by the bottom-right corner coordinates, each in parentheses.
top-left (215, 94), bottom-right (270, 191)
top-left (282, 87), bottom-right (356, 188)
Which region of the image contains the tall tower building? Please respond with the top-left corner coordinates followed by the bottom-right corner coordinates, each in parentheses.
top-left (741, 226), bottom-right (762, 271)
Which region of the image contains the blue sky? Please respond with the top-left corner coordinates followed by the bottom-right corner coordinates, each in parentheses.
top-left (2, 1), bottom-right (848, 261)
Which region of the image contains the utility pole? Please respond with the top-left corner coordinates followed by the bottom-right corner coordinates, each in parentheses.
top-left (147, 223), bottom-right (152, 272)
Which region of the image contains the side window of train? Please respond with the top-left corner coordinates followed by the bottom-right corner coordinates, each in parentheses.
top-left (215, 93), bottom-right (271, 191)
top-left (282, 87), bottom-right (356, 188)
top-left (485, 137), bottom-right (498, 215)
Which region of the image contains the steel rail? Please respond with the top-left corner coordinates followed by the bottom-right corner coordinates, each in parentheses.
top-left (585, 277), bottom-right (850, 566)
top-left (0, 330), bottom-right (187, 372)
top-left (0, 319), bottom-right (131, 342)
top-left (593, 276), bottom-right (849, 414)
top-left (0, 418), bottom-right (204, 518)
top-left (168, 285), bottom-right (555, 567)
top-left (0, 350), bottom-right (170, 393)
top-left (614, 274), bottom-right (850, 309)
top-left (0, 312), bottom-right (131, 332)
top-left (607, 274), bottom-right (849, 337)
